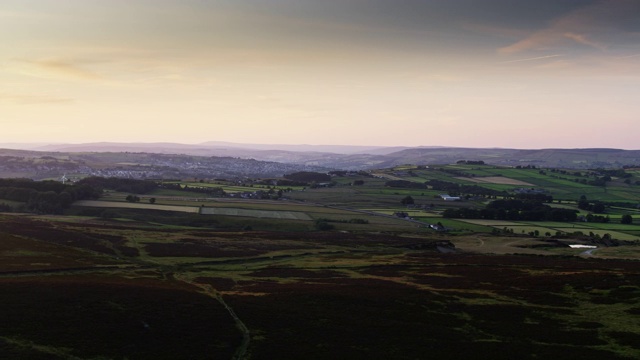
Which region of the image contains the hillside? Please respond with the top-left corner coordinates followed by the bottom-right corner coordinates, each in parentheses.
top-left (0, 149), bottom-right (325, 180)
top-left (2, 144), bottom-right (640, 180)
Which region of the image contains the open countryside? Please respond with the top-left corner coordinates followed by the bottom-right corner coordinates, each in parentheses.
top-left (3, 1), bottom-right (640, 358)
top-left (2, 159), bottom-right (640, 359)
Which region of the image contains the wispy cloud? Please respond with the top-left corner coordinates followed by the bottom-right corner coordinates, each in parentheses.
top-left (563, 32), bottom-right (606, 51)
top-left (499, 0), bottom-right (640, 54)
top-left (0, 93), bottom-right (73, 105)
top-left (498, 54), bottom-right (563, 64)
top-left (9, 58), bottom-right (103, 82)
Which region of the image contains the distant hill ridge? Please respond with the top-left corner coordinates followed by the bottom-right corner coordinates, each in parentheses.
top-left (1, 141), bottom-right (639, 170)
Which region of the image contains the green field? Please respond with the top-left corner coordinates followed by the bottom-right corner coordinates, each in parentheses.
top-left (200, 207), bottom-right (312, 220)
top-left (73, 200), bottom-right (200, 213)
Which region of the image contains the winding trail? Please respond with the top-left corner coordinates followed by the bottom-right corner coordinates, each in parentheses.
top-left (174, 274), bottom-right (251, 360)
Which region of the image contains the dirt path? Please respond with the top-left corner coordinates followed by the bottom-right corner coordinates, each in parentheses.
top-left (174, 274), bottom-right (251, 360)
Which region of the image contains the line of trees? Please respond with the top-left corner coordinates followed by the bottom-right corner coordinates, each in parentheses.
top-left (385, 180), bottom-right (427, 189)
top-left (443, 199), bottom-right (578, 222)
top-left (577, 196), bottom-right (606, 213)
top-left (425, 179), bottom-right (507, 197)
top-left (0, 178), bottom-right (101, 214)
top-left (160, 183), bottom-right (226, 197)
top-left (76, 177), bottom-right (158, 194)
top-left (284, 171), bottom-right (331, 183)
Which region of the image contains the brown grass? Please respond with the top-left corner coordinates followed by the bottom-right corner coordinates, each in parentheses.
top-left (456, 176), bottom-right (534, 186)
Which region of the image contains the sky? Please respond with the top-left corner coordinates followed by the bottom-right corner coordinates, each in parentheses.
top-left (1, 0), bottom-right (639, 149)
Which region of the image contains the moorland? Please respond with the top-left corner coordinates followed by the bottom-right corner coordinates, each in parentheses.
top-left (1, 152), bottom-right (640, 359)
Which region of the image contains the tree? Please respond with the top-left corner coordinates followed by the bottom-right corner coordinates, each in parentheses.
top-left (621, 214), bottom-right (633, 224)
top-left (314, 219), bottom-right (334, 231)
top-left (149, 197), bottom-right (156, 204)
top-left (577, 195), bottom-right (589, 210)
top-left (400, 195), bottom-right (414, 205)
top-left (592, 201), bottom-right (605, 213)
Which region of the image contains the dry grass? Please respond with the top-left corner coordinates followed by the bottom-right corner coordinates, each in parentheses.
top-left (456, 176), bottom-right (534, 186)
top-left (73, 200), bottom-right (199, 213)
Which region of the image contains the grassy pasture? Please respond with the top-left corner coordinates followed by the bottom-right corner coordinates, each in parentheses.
top-left (419, 165), bottom-right (640, 203)
top-left (103, 168), bottom-right (640, 239)
top-left (415, 217), bottom-right (494, 233)
top-left (291, 188), bottom-right (427, 208)
top-left (73, 200), bottom-right (200, 213)
top-left (456, 219), bottom-right (526, 226)
top-left (360, 208), bottom-right (428, 216)
top-left (553, 227), bottom-right (639, 241)
top-left (200, 207), bottom-right (312, 221)
top-left (592, 246), bottom-right (640, 258)
top-left (456, 219), bottom-right (640, 240)
top-left (608, 206), bottom-right (640, 215)
top-left (165, 181), bottom-right (306, 193)
top-left (459, 176), bottom-right (534, 186)
top-left (579, 222), bottom-right (640, 231)
top-left (73, 197), bottom-right (421, 233)
top-left (149, 188), bottom-right (204, 197)
top-left (450, 235), bottom-right (559, 255)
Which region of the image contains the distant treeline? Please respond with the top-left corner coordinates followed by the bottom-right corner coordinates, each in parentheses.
top-left (76, 176), bottom-right (158, 194)
top-left (284, 171), bottom-right (331, 183)
top-left (577, 196), bottom-right (606, 213)
top-left (160, 182), bottom-right (226, 196)
top-left (385, 180), bottom-right (427, 189)
top-left (443, 199), bottom-right (577, 222)
top-left (384, 179), bottom-right (514, 197)
top-left (0, 178), bottom-right (101, 214)
top-left (0, 176), bottom-right (161, 214)
top-left (254, 178), bottom-right (308, 187)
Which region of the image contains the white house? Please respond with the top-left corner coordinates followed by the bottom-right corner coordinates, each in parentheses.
top-left (440, 194), bottom-right (461, 201)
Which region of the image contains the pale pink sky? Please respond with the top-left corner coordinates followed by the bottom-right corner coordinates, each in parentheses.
top-left (1, 0), bottom-right (639, 149)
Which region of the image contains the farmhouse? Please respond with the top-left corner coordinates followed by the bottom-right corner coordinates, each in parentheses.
top-left (440, 194), bottom-right (461, 201)
top-left (429, 223), bottom-right (447, 232)
top-left (393, 211), bottom-right (410, 219)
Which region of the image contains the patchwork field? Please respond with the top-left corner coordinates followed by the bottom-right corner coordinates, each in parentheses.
top-left (3, 161), bottom-right (640, 359)
top-left (455, 219), bottom-right (640, 242)
top-left (456, 176), bottom-right (534, 186)
top-left (200, 207), bottom-right (312, 220)
top-left (74, 200), bottom-right (200, 213)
